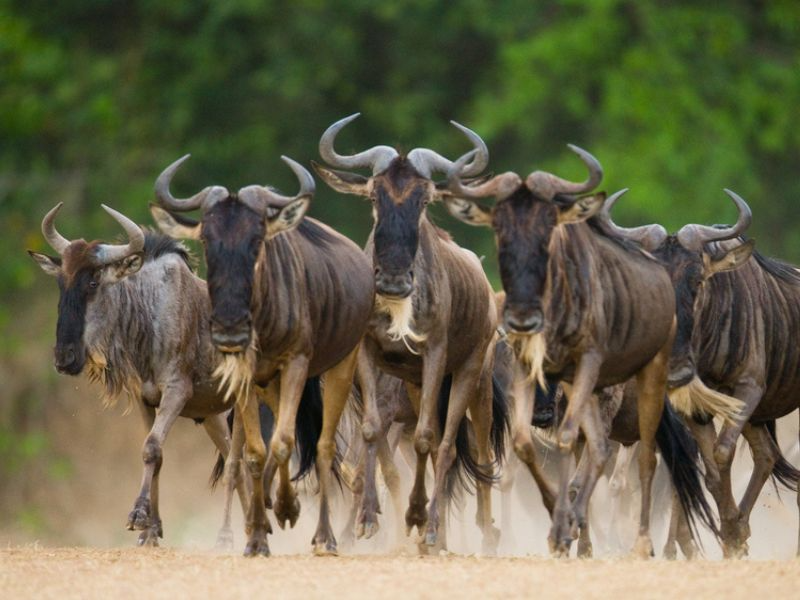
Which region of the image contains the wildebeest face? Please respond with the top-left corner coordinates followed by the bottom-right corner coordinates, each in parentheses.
top-left (446, 182), bottom-right (605, 334)
top-left (370, 159), bottom-right (433, 299)
top-left (30, 241), bottom-right (143, 375)
top-left (654, 236), bottom-right (754, 387)
top-left (201, 197), bottom-right (266, 353)
top-left (152, 155), bottom-right (313, 354)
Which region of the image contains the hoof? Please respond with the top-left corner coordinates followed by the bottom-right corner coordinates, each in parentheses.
top-left (405, 502), bottom-right (428, 537)
top-left (312, 537), bottom-right (338, 556)
top-left (215, 527), bottom-right (234, 551)
top-left (356, 505), bottom-right (380, 540)
top-left (424, 529), bottom-right (438, 547)
top-left (577, 535), bottom-right (593, 559)
top-left (632, 535), bottom-right (655, 559)
top-left (137, 527), bottom-right (160, 547)
top-left (663, 541), bottom-right (677, 560)
top-left (243, 533), bottom-right (271, 557)
top-left (274, 491), bottom-right (301, 530)
top-left (481, 525), bottom-right (501, 556)
top-left (126, 500), bottom-right (152, 531)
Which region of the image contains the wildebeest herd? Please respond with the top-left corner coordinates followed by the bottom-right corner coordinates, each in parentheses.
top-left (28, 114), bottom-right (800, 559)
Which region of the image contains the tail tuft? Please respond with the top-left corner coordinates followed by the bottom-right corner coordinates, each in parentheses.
top-left (656, 399), bottom-right (719, 544)
top-left (765, 420), bottom-right (800, 493)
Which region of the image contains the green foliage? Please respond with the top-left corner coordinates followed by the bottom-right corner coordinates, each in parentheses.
top-left (2, 0), bottom-right (800, 333)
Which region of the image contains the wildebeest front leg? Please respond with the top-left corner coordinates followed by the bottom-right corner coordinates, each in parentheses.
top-left (715, 381), bottom-right (763, 557)
top-left (355, 342), bottom-right (382, 540)
top-left (550, 351), bottom-right (601, 557)
top-left (407, 347), bottom-right (446, 538)
top-left (424, 349), bottom-right (481, 548)
top-left (735, 423), bottom-right (777, 551)
top-left (239, 387), bottom-right (273, 557)
top-left (631, 340), bottom-right (670, 559)
top-left (571, 400), bottom-right (611, 558)
top-left (470, 357), bottom-right (501, 555)
top-left (663, 490), bottom-right (697, 560)
top-left (511, 362), bottom-right (557, 514)
top-left (127, 384), bottom-right (187, 546)
top-left (311, 347), bottom-right (359, 556)
top-left (205, 411), bottom-right (247, 551)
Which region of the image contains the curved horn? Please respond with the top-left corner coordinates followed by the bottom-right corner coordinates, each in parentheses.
top-left (525, 144), bottom-right (603, 199)
top-left (319, 113), bottom-right (398, 174)
top-left (41, 202), bottom-right (71, 256)
top-left (446, 150), bottom-right (521, 201)
top-left (676, 189), bottom-right (752, 251)
top-left (238, 156), bottom-right (316, 214)
top-left (596, 189), bottom-right (668, 251)
top-left (407, 120), bottom-right (489, 179)
top-left (95, 204), bottom-right (146, 264)
top-left (155, 154), bottom-right (228, 212)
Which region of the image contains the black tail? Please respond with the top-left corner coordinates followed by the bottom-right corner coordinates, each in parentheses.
top-left (490, 375), bottom-right (510, 467)
top-left (293, 376), bottom-right (323, 481)
top-left (210, 404), bottom-right (274, 489)
top-left (765, 420), bottom-right (800, 492)
top-left (655, 399), bottom-right (719, 541)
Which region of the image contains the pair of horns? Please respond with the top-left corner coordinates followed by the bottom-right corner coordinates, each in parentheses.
top-left (155, 155), bottom-right (314, 214)
top-left (447, 144), bottom-right (603, 202)
top-left (318, 113), bottom-right (489, 179)
top-left (599, 189), bottom-right (751, 251)
top-left (41, 203), bottom-right (144, 264)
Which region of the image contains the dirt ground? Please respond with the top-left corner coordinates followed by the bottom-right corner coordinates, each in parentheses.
top-left (2, 546), bottom-right (799, 600)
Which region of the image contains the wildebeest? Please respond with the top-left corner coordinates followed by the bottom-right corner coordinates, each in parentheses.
top-left (444, 147), bottom-right (685, 557)
top-left (601, 189), bottom-right (800, 556)
top-left (314, 114), bottom-right (508, 553)
top-left (28, 203), bottom-right (247, 547)
top-left (152, 154), bottom-right (374, 556)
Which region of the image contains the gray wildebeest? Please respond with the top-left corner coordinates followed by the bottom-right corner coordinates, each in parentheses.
top-left (601, 189), bottom-right (800, 556)
top-left (313, 114), bottom-right (508, 554)
top-left (28, 204), bottom-right (248, 547)
top-left (444, 146), bottom-right (689, 557)
top-left (151, 154), bottom-right (373, 556)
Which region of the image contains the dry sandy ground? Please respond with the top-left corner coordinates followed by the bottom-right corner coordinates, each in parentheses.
top-left (1, 546), bottom-right (799, 600)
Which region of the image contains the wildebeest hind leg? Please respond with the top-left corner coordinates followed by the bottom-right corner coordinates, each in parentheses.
top-left (206, 411), bottom-right (246, 550)
top-left (128, 387), bottom-right (186, 546)
top-left (312, 347), bottom-right (359, 555)
top-left (631, 341), bottom-right (670, 559)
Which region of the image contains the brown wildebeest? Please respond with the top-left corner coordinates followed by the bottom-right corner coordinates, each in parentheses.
top-left (28, 204), bottom-right (250, 547)
top-left (493, 314), bottom-right (716, 559)
top-left (314, 114), bottom-right (508, 553)
top-left (444, 146), bottom-right (684, 557)
top-left (152, 155), bottom-right (373, 556)
top-left (602, 189), bottom-right (800, 556)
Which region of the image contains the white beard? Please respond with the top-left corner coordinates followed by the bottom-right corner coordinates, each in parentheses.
top-left (667, 376), bottom-right (744, 424)
top-left (509, 331), bottom-right (548, 389)
top-left (375, 294), bottom-right (426, 354)
top-left (213, 348), bottom-right (256, 404)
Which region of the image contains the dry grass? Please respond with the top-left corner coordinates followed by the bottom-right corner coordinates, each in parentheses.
top-left (2, 546), bottom-right (799, 600)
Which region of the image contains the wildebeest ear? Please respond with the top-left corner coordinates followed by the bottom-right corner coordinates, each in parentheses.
top-left (557, 192), bottom-right (605, 225)
top-left (104, 253), bottom-right (144, 283)
top-left (28, 250), bottom-right (62, 276)
top-left (443, 197), bottom-right (493, 227)
top-left (311, 161), bottom-right (370, 196)
top-left (149, 204), bottom-right (202, 240)
top-left (266, 196), bottom-right (310, 238)
top-left (704, 238), bottom-right (755, 276)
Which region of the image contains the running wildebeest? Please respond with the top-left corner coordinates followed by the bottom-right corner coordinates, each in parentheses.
top-left (601, 189), bottom-right (800, 556)
top-left (28, 203), bottom-right (250, 547)
top-left (152, 154), bottom-right (374, 556)
top-left (444, 147), bottom-right (688, 557)
top-left (314, 114), bottom-right (508, 553)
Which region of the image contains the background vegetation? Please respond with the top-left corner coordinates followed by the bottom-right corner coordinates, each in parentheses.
top-left (2, 0), bottom-right (799, 542)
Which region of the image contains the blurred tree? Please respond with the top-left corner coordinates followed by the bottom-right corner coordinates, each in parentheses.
top-left (2, 0), bottom-right (800, 534)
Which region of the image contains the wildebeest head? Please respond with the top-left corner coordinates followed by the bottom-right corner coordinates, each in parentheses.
top-left (313, 113), bottom-right (488, 299)
top-left (444, 145), bottom-right (605, 334)
top-left (599, 189), bottom-right (754, 387)
top-left (29, 204), bottom-right (145, 375)
top-left (151, 155), bottom-right (313, 353)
